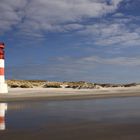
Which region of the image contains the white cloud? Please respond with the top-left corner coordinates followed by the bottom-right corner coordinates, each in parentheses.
top-left (52, 55), bottom-right (140, 67)
top-left (80, 56), bottom-right (140, 66)
top-left (113, 12), bottom-right (124, 17)
top-left (1, 0), bottom-right (140, 47)
top-left (0, 0), bottom-right (28, 33)
top-left (0, 0), bottom-right (123, 34)
top-left (78, 17), bottom-right (140, 47)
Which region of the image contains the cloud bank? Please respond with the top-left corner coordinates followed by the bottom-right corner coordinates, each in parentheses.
top-left (2, 0), bottom-right (140, 47)
top-left (0, 0), bottom-right (122, 34)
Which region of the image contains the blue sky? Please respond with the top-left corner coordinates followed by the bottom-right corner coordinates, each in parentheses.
top-left (1, 0), bottom-right (140, 83)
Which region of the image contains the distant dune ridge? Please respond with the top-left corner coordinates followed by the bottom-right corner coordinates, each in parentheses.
top-left (6, 80), bottom-right (138, 89)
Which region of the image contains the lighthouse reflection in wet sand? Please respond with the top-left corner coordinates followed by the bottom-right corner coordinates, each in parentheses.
top-left (0, 42), bottom-right (8, 93)
top-left (0, 103), bottom-right (7, 130)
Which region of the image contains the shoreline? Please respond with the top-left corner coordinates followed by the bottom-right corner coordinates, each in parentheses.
top-left (1, 86), bottom-right (140, 102)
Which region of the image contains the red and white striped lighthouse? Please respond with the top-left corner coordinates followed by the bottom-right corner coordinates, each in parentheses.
top-left (0, 42), bottom-right (8, 93)
top-left (0, 103), bottom-right (7, 130)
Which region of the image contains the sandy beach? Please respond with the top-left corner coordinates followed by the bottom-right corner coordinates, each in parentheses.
top-left (1, 86), bottom-right (140, 102)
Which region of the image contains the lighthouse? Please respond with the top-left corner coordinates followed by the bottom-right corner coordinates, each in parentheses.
top-left (0, 42), bottom-right (8, 93)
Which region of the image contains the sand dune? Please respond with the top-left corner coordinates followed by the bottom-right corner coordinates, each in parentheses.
top-left (0, 85), bottom-right (140, 102)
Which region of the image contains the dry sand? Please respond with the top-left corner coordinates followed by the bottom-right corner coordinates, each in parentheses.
top-left (1, 86), bottom-right (140, 102)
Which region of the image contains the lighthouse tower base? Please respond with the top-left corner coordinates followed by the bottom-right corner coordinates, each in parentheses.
top-left (0, 83), bottom-right (8, 94)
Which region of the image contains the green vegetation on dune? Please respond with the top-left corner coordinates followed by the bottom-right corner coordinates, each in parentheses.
top-left (6, 80), bottom-right (138, 89)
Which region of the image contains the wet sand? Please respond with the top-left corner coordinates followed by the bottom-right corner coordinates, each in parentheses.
top-left (1, 86), bottom-right (140, 102)
top-left (1, 122), bottom-right (140, 140)
top-left (1, 96), bottom-right (140, 140)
